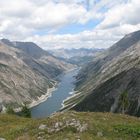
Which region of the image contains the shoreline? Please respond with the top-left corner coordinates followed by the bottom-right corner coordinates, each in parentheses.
top-left (28, 86), bottom-right (57, 109)
top-left (13, 84), bottom-right (58, 112)
top-left (61, 91), bottom-right (81, 110)
top-left (64, 67), bottom-right (79, 74)
top-left (28, 68), bottom-right (77, 108)
top-left (14, 68), bottom-right (79, 113)
top-left (60, 68), bottom-right (81, 111)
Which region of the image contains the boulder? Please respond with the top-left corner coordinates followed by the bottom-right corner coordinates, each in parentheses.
top-left (38, 124), bottom-right (47, 130)
top-left (0, 138), bottom-right (6, 140)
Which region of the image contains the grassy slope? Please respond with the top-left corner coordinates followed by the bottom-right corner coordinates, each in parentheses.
top-left (0, 111), bottom-right (140, 140)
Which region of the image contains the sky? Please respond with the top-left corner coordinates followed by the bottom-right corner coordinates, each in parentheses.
top-left (0, 0), bottom-right (140, 49)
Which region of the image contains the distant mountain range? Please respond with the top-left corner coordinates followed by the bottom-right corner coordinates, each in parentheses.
top-left (64, 30), bottom-right (140, 117)
top-left (48, 48), bottom-right (104, 65)
top-left (0, 39), bottom-right (74, 108)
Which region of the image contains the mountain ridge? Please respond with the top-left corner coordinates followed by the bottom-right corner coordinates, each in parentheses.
top-left (49, 48), bottom-right (104, 65)
top-left (0, 39), bottom-right (75, 109)
top-left (63, 30), bottom-right (140, 117)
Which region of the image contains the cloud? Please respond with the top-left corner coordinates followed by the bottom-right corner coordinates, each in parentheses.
top-left (25, 29), bottom-right (121, 49)
top-left (0, 0), bottom-right (98, 32)
top-left (0, 0), bottom-right (33, 18)
top-left (26, 22), bottom-right (140, 50)
top-left (28, 2), bottom-right (90, 29)
top-left (98, 0), bottom-right (140, 29)
top-left (0, 0), bottom-right (101, 40)
top-left (0, 0), bottom-right (139, 49)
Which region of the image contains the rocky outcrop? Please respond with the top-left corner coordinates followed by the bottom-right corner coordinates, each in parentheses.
top-left (0, 111), bottom-right (140, 140)
top-left (38, 118), bottom-right (88, 134)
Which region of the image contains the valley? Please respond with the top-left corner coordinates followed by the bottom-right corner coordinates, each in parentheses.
top-left (0, 30), bottom-right (140, 118)
top-left (31, 68), bottom-right (79, 118)
top-left (0, 1), bottom-right (140, 139)
top-left (0, 39), bottom-right (75, 111)
top-left (0, 30), bottom-right (140, 140)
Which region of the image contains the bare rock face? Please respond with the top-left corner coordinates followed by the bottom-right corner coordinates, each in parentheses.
top-left (70, 30), bottom-right (140, 116)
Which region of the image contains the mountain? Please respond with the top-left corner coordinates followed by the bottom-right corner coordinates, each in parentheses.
top-left (63, 30), bottom-right (140, 117)
top-left (48, 48), bottom-right (104, 65)
top-left (49, 48), bottom-right (104, 59)
top-left (0, 111), bottom-right (140, 140)
top-left (1, 39), bottom-right (74, 73)
top-left (0, 39), bottom-right (74, 109)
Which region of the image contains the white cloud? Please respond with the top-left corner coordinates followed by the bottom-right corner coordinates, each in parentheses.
top-left (25, 29), bottom-right (121, 49)
top-left (28, 2), bottom-right (90, 29)
top-left (0, 0), bottom-right (33, 18)
top-left (0, 0), bottom-right (139, 49)
top-left (98, 0), bottom-right (140, 29)
top-left (26, 22), bottom-right (140, 50)
top-left (0, 0), bottom-right (98, 32)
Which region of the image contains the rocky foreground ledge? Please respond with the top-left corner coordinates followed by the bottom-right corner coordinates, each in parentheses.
top-left (0, 111), bottom-right (140, 140)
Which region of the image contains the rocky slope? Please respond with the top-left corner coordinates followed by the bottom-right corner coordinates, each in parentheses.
top-left (0, 111), bottom-right (140, 140)
top-left (0, 39), bottom-right (74, 108)
top-left (1, 39), bottom-right (74, 74)
top-left (64, 30), bottom-right (140, 116)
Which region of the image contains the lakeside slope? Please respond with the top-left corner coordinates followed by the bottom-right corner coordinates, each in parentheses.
top-left (63, 30), bottom-right (140, 117)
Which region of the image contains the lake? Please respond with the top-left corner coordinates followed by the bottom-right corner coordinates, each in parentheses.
top-left (31, 68), bottom-right (79, 118)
